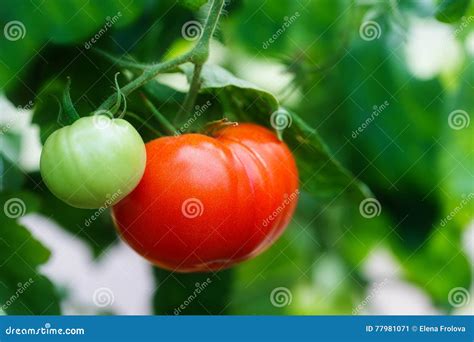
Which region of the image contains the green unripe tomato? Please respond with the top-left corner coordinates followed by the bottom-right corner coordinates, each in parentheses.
top-left (40, 116), bottom-right (146, 209)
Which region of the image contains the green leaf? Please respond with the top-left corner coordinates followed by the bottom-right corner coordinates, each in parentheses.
top-left (435, 0), bottom-right (472, 23)
top-left (309, 37), bottom-right (445, 254)
top-left (397, 225), bottom-right (471, 308)
top-left (285, 114), bottom-right (372, 200)
top-left (94, 49), bottom-right (151, 71)
top-left (314, 35), bottom-right (472, 305)
top-left (25, 173), bottom-right (117, 258)
top-left (153, 268), bottom-right (233, 315)
top-left (31, 79), bottom-right (65, 144)
top-left (181, 63), bottom-right (279, 115)
top-left (0, 132), bottom-right (24, 192)
top-left (231, 229), bottom-right (312, 314)
top-left (332, 39), bottom-right (444, 195)
top-left (178, 0), bottom-right (209, 11)
top-left (61, 78), bottom-right (80, 125)
top-left (0, 198), bottom-right (61, 314)
top-left (143, 79), bottom-right (186, 104)
top-left (225, 0), bottom-right (353, 63)
top-left (188, 63), bottom-right (370, 200)
top-left (0, 0), bottom-right (147, 92)
top-left (438, 61), bottom-right (474, 228)
top-left (231, 223), bottom-right (358, 315)
top-left (31, 50), bottom-right (124, 143)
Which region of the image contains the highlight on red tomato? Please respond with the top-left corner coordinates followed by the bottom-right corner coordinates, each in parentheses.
top-left (112, 123), bottom-right (299, 272)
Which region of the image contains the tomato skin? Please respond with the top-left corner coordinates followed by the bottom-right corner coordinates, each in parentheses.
top-left (40, 116), bottom-right (146, 209)
top-left (112, 123), bottom-right (298, 272)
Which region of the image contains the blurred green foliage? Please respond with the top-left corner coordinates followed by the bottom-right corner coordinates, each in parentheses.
top-left (0, 0), bottom-right (472, 315)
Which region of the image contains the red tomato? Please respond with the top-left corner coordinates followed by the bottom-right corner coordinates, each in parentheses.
top-left (112, 123), bottom-right (299, 272)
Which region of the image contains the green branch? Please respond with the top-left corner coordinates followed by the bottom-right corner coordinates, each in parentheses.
top-left (141, 94), bottom-right (177, 135)
top-left (124, 112), bottom-right (163, 137)
top-left (176, 0), bottom-right (225, 122)
top-left (175, 63), bottom-right (203, 124)
top-left (98, 0), bottom-right (226, 116)
top-left (191, 0), bottom-right (225, 64)
top-left (94, 49), bottom-right (151, 70)
top-left (98, 51), bottom-right (193, 110)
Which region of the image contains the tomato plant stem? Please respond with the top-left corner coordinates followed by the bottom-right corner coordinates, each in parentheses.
top-left (62, 77), bottom-right (80, 123)
top-left (176, 0), bottom-right (225, 122)
top-left (98, 52), bottom-right (193, 111)
top-left (124, 112), bottom-right (163, 137)
top-left (98, 0), bottom-right (226, 122)
top-left (191, 0), bottom-right (225, 64)
top-left (203, 118), bottom-right (238, 136)
top-left (175, 63), bottom-right (203, 124)
top-left (141, 94), bottom-right (177, 135)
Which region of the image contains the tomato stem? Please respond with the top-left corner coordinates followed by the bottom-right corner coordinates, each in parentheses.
top-left (174, 63), bottom-right (203, 125)
top-left (98, 52), bottom-right (193, 111)
top-left (191, 0), bottom-right (225, 64)
top-left (176, 0), bottom-right (225, 122)
top-left (204, 118), bottom-right (238, 136)
top-left (141, 94), bottom-right (177, 136)
top-left (124, 112), bottom-right (163, 137)
top-left (97, 0), bottom-right (226, 119)
top-left (109, 72), bottom-right (124, 116)
top-left (61, 77), bottom-right (80, 124)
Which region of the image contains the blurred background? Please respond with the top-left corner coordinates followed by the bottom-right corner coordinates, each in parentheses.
top-left (0, 0), bottom-right (473, 315)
